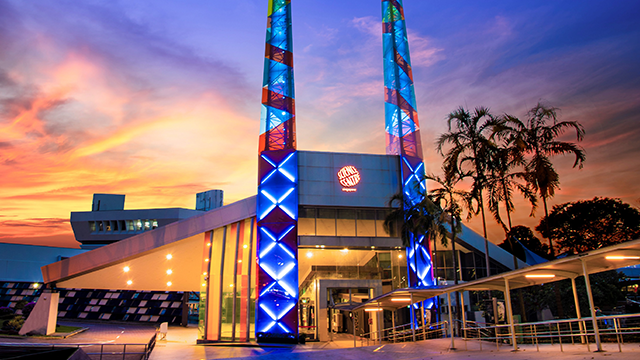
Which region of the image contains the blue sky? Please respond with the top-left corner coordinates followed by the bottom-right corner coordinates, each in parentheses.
top-left (1, 0), bottom-right (639, 247)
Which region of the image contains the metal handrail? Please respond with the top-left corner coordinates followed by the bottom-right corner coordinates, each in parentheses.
top-left (460, 313), bottom-right (640, 353)
top-left (357, 320), bottom-right (448, 347)
top-left (0, 335), bottom-right (157, 360)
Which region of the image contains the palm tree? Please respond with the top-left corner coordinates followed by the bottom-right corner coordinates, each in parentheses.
top-left (437, 106), bottom-right (496, 276)
top-left (502, 103), bottom-right (585, 255)
top-left (485, 143), bottom-right (538, 233)
top-left (425, 172), bottom-right (469, 285)
top-left (384, 192), bottom-right (449, 283)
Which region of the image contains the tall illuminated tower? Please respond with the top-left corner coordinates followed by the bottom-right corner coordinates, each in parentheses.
top-left (382, 0), bottom-right (434, 290)
top-left (255, 0), bottom-right (299, 342)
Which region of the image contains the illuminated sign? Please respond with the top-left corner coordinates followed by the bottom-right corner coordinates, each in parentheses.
top-left (337, 166), bottom-right (360, 192)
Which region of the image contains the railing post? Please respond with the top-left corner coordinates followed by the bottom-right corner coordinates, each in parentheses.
top-left (614, 317), bottom-right (621, 352)
top-left (557, 323), bottom-right (563, 352)
top-left (533, 324), bottom-right (539, 352)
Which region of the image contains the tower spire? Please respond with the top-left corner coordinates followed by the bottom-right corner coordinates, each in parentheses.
top-left (256, 0), bottom-right (299, 343)
top-left (260, 0), bottom-right (296, 152)
top-left (382, 0), bottom-right (434, 292)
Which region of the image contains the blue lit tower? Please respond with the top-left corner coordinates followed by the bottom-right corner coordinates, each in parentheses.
top-left (256, 0), bottom-right (299, 343)
top-left (382, 0), bottom-right (434, 291)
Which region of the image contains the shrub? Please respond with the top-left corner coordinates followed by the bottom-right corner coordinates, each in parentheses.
top-left (2, 316), bottom-right (24, 333)
top-left (22, 302), bottom-right (35, 319)
top-left (0, 306), bottom-right (15, 318)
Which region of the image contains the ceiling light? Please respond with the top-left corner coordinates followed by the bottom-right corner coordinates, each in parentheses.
top-left (391, 298), bottom-right (411, 302)
top-left (229, 284), bottom-right (234, 287)
top-left (243, 244), bottom-right (248, 249)
top-left (306, 251), bottom-right (313, 258)
top-left (203, 272), bottom-right (207, 276)
top-left (207, 243), bottom-right (211, 247)
top-left (123, 266), bottom-right (130, 272)
top-left (398, 254), bottom-right (403, 259)
top-left (32, 283), bottom-right (39, 289)
top-left (205, 258), bottom-right (209, 262)
top-left (365, 308), bottom-right (382, 312)
top-left (127, 280), bottom-right (132, 285)
top-left (166, 254), bottom-right (172, 260)
top-left (166, 269), bottom-right (173, 275)
top-left (525, 274), bottom-right (556, 278)
top-left (167, 281), bottom-right (172, 286)
top-left (202, 283), bottom-right (206, 287)
top-left (341, 248), bottom-right (349, 254)
top-left (606, 256), bottom-right (640, 260)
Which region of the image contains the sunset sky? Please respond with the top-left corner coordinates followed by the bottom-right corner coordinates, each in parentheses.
top-left (1, 0), bottom-right (639, 248)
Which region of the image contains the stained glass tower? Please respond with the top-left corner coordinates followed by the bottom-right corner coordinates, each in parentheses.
top-left (255, 0), bottom-right (299, 343)
top-left (382, 0), bottom-right (434, 290)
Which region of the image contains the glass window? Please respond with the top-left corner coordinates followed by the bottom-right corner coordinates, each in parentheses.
top-left (136, 220), bottom-right (142, 231)
top-left (336, 209), bottom-right (355, 236)
top-left (113, 220), bottom-right (119, 232)
top-left (152, 220), bottom-right (158, 229)
top-left (119, 220), bottom-right (126, 232)
top-left (127, 220), bottom-right (135, 231)
top-left (298, 208), bottom-right (316, 236)
top-left (98, 221), bottom-right (104, 232)
top-left (89, 221), bottom-right (96, 232)
top-left (316, 208), bottom-right (336, 236)
top-left (106, 222), bottom-right (112, 232)
top-left (376, 210), bottom-right (390, 237)
top-left (356, 210), bottom-right (376, 237)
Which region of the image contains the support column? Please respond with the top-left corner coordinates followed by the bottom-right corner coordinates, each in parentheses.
top-left (410, 292), bottom-right (416, 342)
top-left (581, 259), bottom-right (602, 352)
top-left (571, 277), bottom-right (586, 344)
top-left (447, 292), bottom-right (455, 350)
top-left (421, 302), bottom-right (427, 340)
top-left (353, 312), bottom-right (357, 348)
top-left (391, 310), bottom-right (396, 343)
top-left (460, 291), bottom-right (467, 340)
top-left (504, 279), bottom-right (518, 351)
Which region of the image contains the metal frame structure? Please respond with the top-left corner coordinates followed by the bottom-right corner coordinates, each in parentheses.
top-left (256, 0), bottom-right (299, 343)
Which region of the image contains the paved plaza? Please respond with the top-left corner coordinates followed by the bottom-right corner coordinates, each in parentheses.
top-left (2, 321), bottom-right (640, 359)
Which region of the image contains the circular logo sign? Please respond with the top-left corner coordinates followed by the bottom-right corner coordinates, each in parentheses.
top-left (337, 166), bottom-right (361, 188)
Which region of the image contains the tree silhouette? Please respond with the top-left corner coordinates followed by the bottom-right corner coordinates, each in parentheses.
top-left (502, 103), bottom-right (585, 255)
top-left (537, 197), bottom-right (640, 254)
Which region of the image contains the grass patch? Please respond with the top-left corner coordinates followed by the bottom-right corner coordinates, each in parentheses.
top-left (55, 325), bottom-right (83, 333)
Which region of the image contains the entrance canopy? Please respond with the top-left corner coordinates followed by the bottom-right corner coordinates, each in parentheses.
top-left (355, 238), bottom-right (640, 311)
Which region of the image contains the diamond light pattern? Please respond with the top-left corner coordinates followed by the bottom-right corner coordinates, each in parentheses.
top-left (256, 0), bottom-right (298, 343)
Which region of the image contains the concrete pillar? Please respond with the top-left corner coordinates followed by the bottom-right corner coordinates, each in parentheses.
top-left (182, 292), bottom-right (189, 327)
top-left (447, 292), bottom-right (455, 350)
top-left (504, 279), bottom-right (518, 351)
top-left (571, 277), bottom-right (586, 343)
top-left (581, 259), bottom-right (602, 351)
top-left (19, 291), bottom-right (59, 336)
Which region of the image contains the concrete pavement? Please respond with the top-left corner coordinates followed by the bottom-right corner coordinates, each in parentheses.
top-left (149, 325), bottom-right (640, 360)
